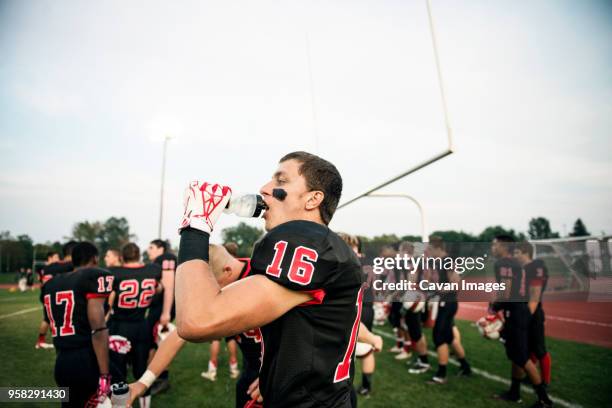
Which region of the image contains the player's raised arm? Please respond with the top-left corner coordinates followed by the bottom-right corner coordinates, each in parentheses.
top-left (175, 181), bottom-right (311, 342)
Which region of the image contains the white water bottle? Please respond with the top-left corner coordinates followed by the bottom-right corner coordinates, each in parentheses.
top-left (110, 382), bottom-right (129, 408)
top-left (224, 194), bottom-right (267, 218)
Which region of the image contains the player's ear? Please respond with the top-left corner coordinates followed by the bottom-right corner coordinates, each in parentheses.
top-left (305, 190), bottom-right (324, 211)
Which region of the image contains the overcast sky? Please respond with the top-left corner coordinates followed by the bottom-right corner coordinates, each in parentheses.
top-left (1, 0), bottom-right (611, 246)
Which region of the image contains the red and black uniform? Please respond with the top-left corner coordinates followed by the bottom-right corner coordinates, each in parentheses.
top-left (40, 262), bottom-right (74, 323)
top-left (41, 267), bottom-right (113, 408)
top-left (494, 257), bottom-right (530, 366)
top-left (250, 220), bottom-right (363, 408)
top-left (430, 265), bottom-right (458, 347)
top-left (229, 259), bottom-right (265, 408)
top-left (360, 259), bottom-right (375, 332)
top-left (388, 267), bottom-right (406, 329)
top-left (405, 266), bottom-right (425, 343)
top-left (147, 252), bottom-right (177, 346)
top-left (525, 258), bottom-right (551, 384)
top-left (108, 264), bottom-right (161, 390)
top-left (525, 259), bottom-right (548, 356)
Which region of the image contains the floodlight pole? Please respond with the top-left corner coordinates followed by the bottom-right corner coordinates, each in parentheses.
top-left (365, 193), bottom-right (428, 242)
top-left (157, 135), bottom-right (171, 239)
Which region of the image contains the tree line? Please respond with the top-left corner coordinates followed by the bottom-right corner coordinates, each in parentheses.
top-left (0, 216), bottom-right (592, 273)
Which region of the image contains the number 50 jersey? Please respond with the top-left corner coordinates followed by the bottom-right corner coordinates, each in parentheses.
top-left (41, 267), bottom-right (113, 350)
top-left (250, 220), bottom-right (363, 408)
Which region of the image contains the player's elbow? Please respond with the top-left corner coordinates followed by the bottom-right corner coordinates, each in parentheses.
top-left (176, 317), bottom-right (218, 342)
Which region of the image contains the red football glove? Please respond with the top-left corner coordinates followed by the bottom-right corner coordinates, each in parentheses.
top-left (179, 181), bottom-right (232, 234)
top-left (85, 374), bottom-right (111, 407)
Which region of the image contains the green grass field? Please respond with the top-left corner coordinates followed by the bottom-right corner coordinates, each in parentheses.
top-left (1, 289), bottom-right (611, 408)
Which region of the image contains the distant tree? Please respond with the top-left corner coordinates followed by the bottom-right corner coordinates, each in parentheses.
top-left (0, 232), bottom-right (33, 272)
top-left (569, 218), bottom-right (590, 237)
top-left (221, 222), bottom-right (265, 257)
top-left (527, 217), bottom-right (560, 240)
top-left (359, 234), bottom-right (401, 259)
top-left (400, 234), bottom-right (422, 243)
top-left (479, 225), bottom-right (525, 243)
top-left (101, 217), bottom-right (134, 249)
top-left (72, 221), bottom-right (104, 243)
top-left (71, 217), bottom-right (135, 265)
top-left (429, 230), bottom-right (478, 243)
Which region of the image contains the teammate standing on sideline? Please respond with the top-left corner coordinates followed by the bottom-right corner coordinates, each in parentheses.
top-left (491, 235), bottom-right (552, 407)
top-left (146, 239), bottom-right (177, 395)
top-left (108, 243), bottom-right (162, 408)
top-left (36, 242), bottom-right (78, 349)
top-left (104, 248), bottom-right (122, 268)
top-left (426, 236), bottom-right (472, 384)
top-left (34, 251), bottom-right (60, 350)
top-left (176, 151), bottom-right (363, 407)
top-left (514, 242), bottom-right (552, 387)
top-left (41, 241), bottom-right (113, 407)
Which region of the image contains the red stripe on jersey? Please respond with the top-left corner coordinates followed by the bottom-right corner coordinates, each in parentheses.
top-left (86, 293), bottom-right (109, 299)
top-left (298, 289), bottom-right (326, 306)
top-left (238, 258), bottom-right (252, 279)
top-left (334, 286), bottom-right (364, 383)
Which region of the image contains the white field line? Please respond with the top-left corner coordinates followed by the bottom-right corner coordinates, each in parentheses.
top-left (0, 297), bottom-right (24, 302)
top-left (0, 306), bottom-right (39, 320)
top-left (374, 329), bottom-right (582, 408)
top-left (459, 303), bottom-right (612, 329)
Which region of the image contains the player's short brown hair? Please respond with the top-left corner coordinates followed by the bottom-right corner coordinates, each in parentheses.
top-left (122, 243), bottom-right (140, 263)
top-left (428, 236), bottom-right (446, 252)
top-left (515, 241), bottom-right (534, 258)
top-left (223, 242), bottom-right (239, 257)
top-left (280, 151), bottom-right (342, 225)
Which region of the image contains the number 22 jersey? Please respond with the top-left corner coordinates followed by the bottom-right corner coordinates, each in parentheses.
top-left (250, 220), bottom-right (363, 408)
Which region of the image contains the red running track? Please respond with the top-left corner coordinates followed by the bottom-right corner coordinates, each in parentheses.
top-left (457, 301), bottom-right (612, 348)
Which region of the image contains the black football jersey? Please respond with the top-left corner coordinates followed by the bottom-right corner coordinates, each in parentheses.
top-left (430, 263), bottom-right (457, 302)
top-left (524, 259), bottom-right (548, 308)
top-left (494, 257), bottom-right (526, 305)
top-left (109, 264), bottom-right (161, 321)
top-left (250, 220), bottom-right (363, 408)
top-left (149, 252), bottom-right (177, 309)
top-left (41, 267), bottom-right (113, 350)
top-left (227, 259), bottom-right (263, 372)
top-left (154, 252), bottom-right (177, 272)
top-left (41, 261), bottom-right (74, 284)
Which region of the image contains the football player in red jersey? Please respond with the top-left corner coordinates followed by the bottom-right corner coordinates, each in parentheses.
top-left (41, 241), bottom-right (113, 408)
top-left (514, 242), bottom-right (552, 387)
top-left (176, 151), bottom-right (365, 407)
